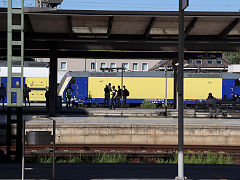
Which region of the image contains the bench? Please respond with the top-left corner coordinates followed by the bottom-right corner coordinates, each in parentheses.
top-left (194, 101), bottom-right (240, 118)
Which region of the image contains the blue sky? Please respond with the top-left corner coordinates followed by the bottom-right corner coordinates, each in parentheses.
top-left (1, 0), bottom-right (240, 11)
top-left (59, 0), bottom-right (240, 11)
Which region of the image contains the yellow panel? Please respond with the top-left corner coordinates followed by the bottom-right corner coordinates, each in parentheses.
top-left (29, 90), bottom-right (46, 101)
top-left (89, 77), bottom-right (174, 99)
top-left (184, 78), bottom-right (222, 99)
top-left (25, 77), bottom-right (49, 89)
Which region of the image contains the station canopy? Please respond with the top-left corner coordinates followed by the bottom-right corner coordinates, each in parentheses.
top-left (1, 8), bottom-right (240, 58)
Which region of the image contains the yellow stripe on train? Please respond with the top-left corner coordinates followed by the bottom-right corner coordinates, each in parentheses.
top-left (88, 77), bottom-right (222, 100)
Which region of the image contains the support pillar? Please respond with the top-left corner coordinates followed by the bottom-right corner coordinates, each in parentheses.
top-left (173, 59), bottom-right (178, 109)
top-left (49, 49), bottom-right (58, 116)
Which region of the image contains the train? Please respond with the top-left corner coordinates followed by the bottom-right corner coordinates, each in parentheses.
top-left (57, 71), bottom-right (240, 106)
top-left (1, 64), bottom-right (240, 106)
top-left (0, 62), bottom-right (49, 102)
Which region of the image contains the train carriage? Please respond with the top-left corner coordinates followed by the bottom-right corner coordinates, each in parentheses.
top-left (57, 71), bottom-right (240, 106)
top-left (0, 62), bottom-right (49, 103)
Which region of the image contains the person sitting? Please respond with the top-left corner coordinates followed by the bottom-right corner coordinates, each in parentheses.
top-left (206, 93), bottom-right (219, 118)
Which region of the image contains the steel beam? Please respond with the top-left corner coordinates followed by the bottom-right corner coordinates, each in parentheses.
top-left (218, 18), bottom-right (240, 39)
top-left (184, 17), bottom-right (198, 38)
top-left (107, 16), bottom-right (113, 38)
top-left (144, 17), bottom-right (156, 39)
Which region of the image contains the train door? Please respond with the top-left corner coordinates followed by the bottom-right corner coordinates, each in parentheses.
top-left (222, 79), bottom-right (240, 99)
top-left (76, 77), bottom-right (88, 101)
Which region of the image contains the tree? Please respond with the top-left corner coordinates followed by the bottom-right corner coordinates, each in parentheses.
top-left (223, 52), bottom-right (240, 64)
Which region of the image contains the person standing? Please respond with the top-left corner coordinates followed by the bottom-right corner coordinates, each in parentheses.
top-left (110, 86), bottom-right (118, 110)
top-left (66, 84), bottom-right (73, 108)
top-left (0, 83), bottom-right (6, 108)
top-left (23, 84), bottom-right (31, 107)
top-left (107, 83), bottom-right (112, 107)
top-left (117, 85), bottom-right (122, 107)
top-left (104, 84), bottom-right (110, 108)
top-left (123, 86), bottom-right (129, 108)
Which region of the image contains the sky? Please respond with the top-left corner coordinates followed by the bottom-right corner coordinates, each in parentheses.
top-left (0, 0), bottom-right (240, 11)
top-left (60, 0), bottom-right (240, 11)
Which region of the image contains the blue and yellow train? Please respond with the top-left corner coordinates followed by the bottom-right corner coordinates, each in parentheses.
top-left (57, 71), bottom-right (240, 105)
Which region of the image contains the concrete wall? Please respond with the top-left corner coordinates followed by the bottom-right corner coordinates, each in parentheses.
top-left (25, 123), bottom-right (240, 146)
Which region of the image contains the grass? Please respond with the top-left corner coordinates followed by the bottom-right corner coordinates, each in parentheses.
top-left (158, 151), bottom-right (233, 165)
top-left (140, 100), bottom-right (156, 109)
top-left (31, 151), bottom-right (233, 165)
top-left (33, 153), bottom-right (128, 163)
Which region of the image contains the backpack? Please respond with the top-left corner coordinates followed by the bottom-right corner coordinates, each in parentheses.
top-left (104, 86), bottom-right (110, 93)
top-left (125, 89), bottom-right (129, 96)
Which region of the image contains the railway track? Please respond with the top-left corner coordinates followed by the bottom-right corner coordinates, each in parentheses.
top-left (1, 144), bottom-right (240, 154)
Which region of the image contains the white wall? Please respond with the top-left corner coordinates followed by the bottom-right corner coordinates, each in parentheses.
top-left (228, 65), bottom-right (240, 73)
top-left (0, 67), bottom-right (49, 77)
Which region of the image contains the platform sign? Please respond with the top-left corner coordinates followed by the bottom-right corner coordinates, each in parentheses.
top-left (181, 0), bottom-right (189, 10)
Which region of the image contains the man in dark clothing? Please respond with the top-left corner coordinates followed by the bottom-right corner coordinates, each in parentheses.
top-left (0, 83), bottom-right (6, 108)
top-left (23, 84), bottom-right (31, 107)
top-left (206, 93), bottom-right (219, 118)
top-left (117, 85), bottom-right (122, 107)
top-left (66, 84), bottom-right (73, 108)
top-left (110, 86), bottom-right (118, 110)
top-left (123, 86), bottom-right (129, 108)
top-left (104, 84), bottom-right (110, 107)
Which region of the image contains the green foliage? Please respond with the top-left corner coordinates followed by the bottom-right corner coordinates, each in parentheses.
top-left (94, 153), bottom-right (127, 163)
top-left (35, 153), bottom-right (128, 163)
top-left (141, 100), bottom-right (156, 109)
top-left (157, 151), bottom-right (233, 165)
top-left (224, 52), bottom-right (240, 64)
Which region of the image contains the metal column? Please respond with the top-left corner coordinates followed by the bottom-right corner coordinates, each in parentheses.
top-left (173, 59), bottom-right (178, 109)
top-left (176, 0), bottom-right (188, 179)
top-left (49, 49), bottom-right (58, 116)
top-left (7, 0), bottom-right (24, 162)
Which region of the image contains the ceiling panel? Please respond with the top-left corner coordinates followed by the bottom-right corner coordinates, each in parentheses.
top-left (29, 14), bottom-right (68, 33)
top-left (189, 17), bottom-right (234, 35)
top-left (111, 16), bottom-right (150, 34)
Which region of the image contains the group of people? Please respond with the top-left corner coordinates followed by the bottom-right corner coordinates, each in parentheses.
top-left (104, 83), bottom-right (129, 109)
top-left (0, 83), bottom-right (31, 108)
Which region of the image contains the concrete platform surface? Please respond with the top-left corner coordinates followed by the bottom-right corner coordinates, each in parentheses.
top-left (27, 116), bottom-right (240, 127)
top-left (0, 163), bottom-right (239, 180)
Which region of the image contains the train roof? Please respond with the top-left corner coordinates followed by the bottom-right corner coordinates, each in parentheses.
top-left (66, 71), bottom-right (240, 79)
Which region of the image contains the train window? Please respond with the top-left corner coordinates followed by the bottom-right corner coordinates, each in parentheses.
top-left (235, 79), bottom-right (240, 86)
top-left (70, 78), bottom-right (76, 85)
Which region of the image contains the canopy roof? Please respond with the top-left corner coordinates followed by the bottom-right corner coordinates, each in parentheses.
top-left (0, 8), bottom-right (240, 58)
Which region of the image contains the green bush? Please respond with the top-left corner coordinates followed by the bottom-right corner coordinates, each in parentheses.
top-left (141, 100), bottom-right (156, 109)
top-left (158, 151), bottom-right (233, 165)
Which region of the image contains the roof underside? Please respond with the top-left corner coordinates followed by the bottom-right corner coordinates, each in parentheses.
top-left (0, 8), bottom-right (240, 58)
